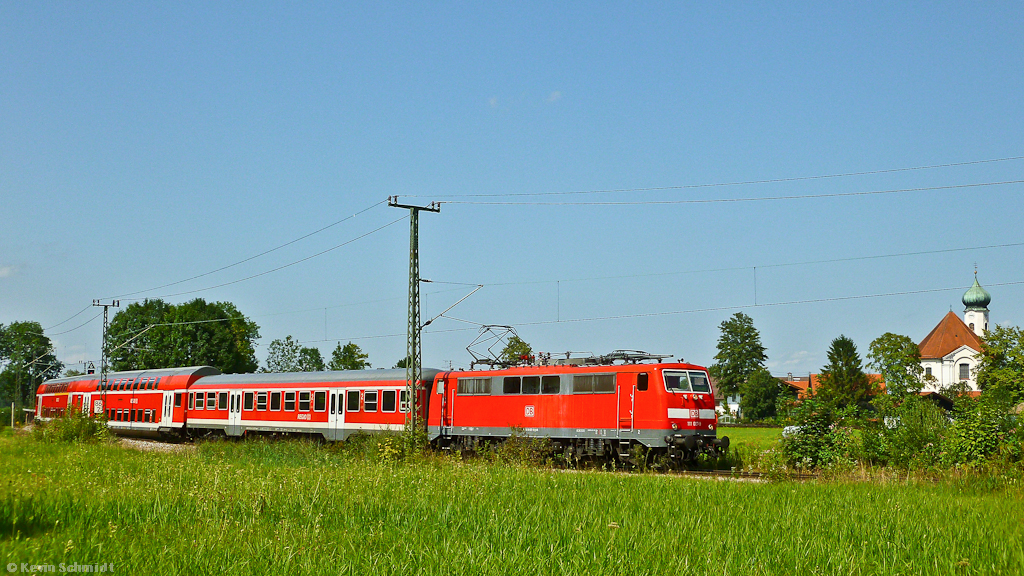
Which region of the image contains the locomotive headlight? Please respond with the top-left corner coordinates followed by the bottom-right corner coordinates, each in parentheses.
top-left (671, 422), bottom-right (679, 431)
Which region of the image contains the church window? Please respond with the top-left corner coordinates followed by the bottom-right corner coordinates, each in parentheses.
top-left (925, 367), bottom-right (932, 377)
top-left (969, 323), bottom-right (975, 331)
top-left (959, 363), bottom-right (970, 380)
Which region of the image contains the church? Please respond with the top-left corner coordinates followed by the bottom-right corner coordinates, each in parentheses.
top-left (917, 275), bottom-right (991, 393)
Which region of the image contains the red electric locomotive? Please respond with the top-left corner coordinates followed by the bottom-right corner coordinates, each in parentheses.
top-left (427, 353), bottom-right (727, 461)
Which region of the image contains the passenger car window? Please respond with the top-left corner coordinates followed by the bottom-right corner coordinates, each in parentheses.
top-left (271, 392), bottom-right (282, 411)
top-left (314, 391), bottom-right (327, 412)
top-left (382, 390), bottom-right (397, 412)
top-left (346, 390), bottom-right (359, 412)
top-left (299, 392), bottom-right (311, 412)
top-left (256, 392), bottom-right (268, 411)
top-left (218, 392), bottom-right (228, 410)
top-left (364, 391), bottom-right (378, 412)
top-left (244, 392), bottom-right (254, 411)
top-left (284, 391), bottom-right (296, 411)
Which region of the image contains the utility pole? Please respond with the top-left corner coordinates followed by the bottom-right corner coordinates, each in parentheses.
top-left (93, 299), bottom-right (119, 415)
top-left (388, 196), bottom-right (440, 431)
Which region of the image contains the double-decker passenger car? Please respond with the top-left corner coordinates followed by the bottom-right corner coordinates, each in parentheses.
top-left (35, 366), bottom-right (221, 436)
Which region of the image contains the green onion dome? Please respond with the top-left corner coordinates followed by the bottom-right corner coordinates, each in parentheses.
top-left (963, 277), bottom-right (991, 310)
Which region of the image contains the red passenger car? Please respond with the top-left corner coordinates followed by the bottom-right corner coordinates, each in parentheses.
top-left (427, 358), bottom-right (727, 461)
top-left (36, 366), bottom-right (221, 436)
top-left (185, 369), bottom-right (439, 440)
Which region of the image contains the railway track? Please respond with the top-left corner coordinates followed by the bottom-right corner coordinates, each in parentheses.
top-left (671, 468), bottom-right (818, 481)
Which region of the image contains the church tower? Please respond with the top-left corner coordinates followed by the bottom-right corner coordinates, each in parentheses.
top-left (962, 273), bottom-right (991, 338)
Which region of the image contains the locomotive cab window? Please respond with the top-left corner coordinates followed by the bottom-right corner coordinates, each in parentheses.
top-left (314, 391), bottom-right (327, 412)
top-left (663, 371), bottom-right (690, 392)
top-left (382, 390), bottom-right (397, 412)
top-left (346, 390), bottom-right (359, 412)
top-left (244, 392), bottom-right (254, 411)
top-left (637, 373), bottom-right (649, 391)
top-left (688, 372), bottom-right (711, 393)
top-left (522, 376), bottom-right (540, 395)
top-left (541, 375), bottom-right (560, 394)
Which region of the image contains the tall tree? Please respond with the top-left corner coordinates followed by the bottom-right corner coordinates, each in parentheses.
top-left (816, 335), bottom-right (874, 408)
top-left (0, 321), bottom-right (62, 409)
top-left (709, 312), bottom-right (767, 398)
top-left (107, 298), bottom-right (260, 373)
top-left (976, 324), bottom-right (1024, 405)
top-left (500, 336), bottom-right (533, 365)
top-left (328, 342), bottom-right (370, 371)
top-left (866, 332), bottom-right (925, 398)
top-left (739, 368), bottom-right (791, 421)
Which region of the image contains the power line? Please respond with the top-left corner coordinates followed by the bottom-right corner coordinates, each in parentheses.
top-left (122, 215), bottom-right (408, 301)
top-left (296, 279), bottom-right (1024, 344)
top-left (106, 200), bottom-right (387, 300)
top-left (446, 240), bottom-right (1024, 288)
top-left (439, 179), bottom-right (1024, 206)
top-left (42, 305), bottom-right (93, 331)
top-left (408, 154), bottom-right (1024, 199)
top-left (46, 312), bottom-right (103, 336)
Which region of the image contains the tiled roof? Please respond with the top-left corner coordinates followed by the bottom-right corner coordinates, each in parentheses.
top-left (918, 311), bottom-right (983, 359)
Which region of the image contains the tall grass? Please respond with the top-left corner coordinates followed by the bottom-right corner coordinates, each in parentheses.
top-left (2, 435), bottom-right (1023, 575)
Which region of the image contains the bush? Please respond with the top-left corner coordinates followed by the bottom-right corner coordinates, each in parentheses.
top-left (32, 410), bottom-right (111, 444)
top-left (941, 398), bottom-right (1015, 467)
top-left (780, 397), bottom-right (861, 469)
top-left (861, 395), bottom-right (948, 468)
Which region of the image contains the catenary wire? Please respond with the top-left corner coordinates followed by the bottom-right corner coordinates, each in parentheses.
top-left (106, 200), bottom-right (387, 300)
top-left (439, 180), bottom-right (1024, 206)
top-left (42, 305), bottom-right (93, 331)
top-left (122, 215), bottom-right (408, 301)
top-left (406, 154), bottom-right (1024, 199)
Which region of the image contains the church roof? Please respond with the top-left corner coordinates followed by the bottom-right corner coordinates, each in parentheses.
top-left (918, 311), bottom-right (983, 359)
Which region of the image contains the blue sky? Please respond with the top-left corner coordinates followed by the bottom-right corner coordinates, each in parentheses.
top-left (2, 2), bottom-right (1022, 375)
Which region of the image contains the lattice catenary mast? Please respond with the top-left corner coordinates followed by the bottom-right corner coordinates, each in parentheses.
top-left (387, 197), bottom-right (440, 430)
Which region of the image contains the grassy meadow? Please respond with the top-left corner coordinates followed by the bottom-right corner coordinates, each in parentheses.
top-left (2, 433), bottom-right (1023, 575)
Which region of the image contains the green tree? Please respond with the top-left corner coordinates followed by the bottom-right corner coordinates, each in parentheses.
top-left (298, 347), bottom-right (326, 372)
top-left (866, 332), bottom-right (924, 398)
top-left (500, 336), bottom-right (533, 365)
top-left (816, 335), bottom-right (874, 408)
top-left (709, 312), bottom-right (767, 398)
top-left (393, 356), bottom-right (410, 369)
top-left (0, 321), bottom-right (63, 410)
top-left (739, 368), bottom-right (791, 421)
top-left (264, 336), bottom-right (301, 372)
top-left (106, 298), bottom-right (260, 373)
top-left (976, 324), bottom-right (1024, 405)
top-left (329, 342), bottom-right (371, 371)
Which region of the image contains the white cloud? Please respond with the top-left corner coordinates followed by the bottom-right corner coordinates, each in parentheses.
top-left (0, 266), bottom-right (14, 278)
top-left (783, 350), bottom-right (812, 366)
top-left (547, 91), bottom-right (562, 102)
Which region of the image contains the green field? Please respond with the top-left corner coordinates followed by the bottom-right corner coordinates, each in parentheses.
top-left (2, 434), bottom-right (1023, 575)
top-left (718, 426), bottom-right (783, 453)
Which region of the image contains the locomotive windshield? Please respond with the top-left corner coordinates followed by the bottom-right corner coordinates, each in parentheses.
top-left (663, 371), bottom-right (711, 393)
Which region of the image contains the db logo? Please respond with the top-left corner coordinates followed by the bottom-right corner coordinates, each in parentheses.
top-left (524, 405), bottom-right (535, 417)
